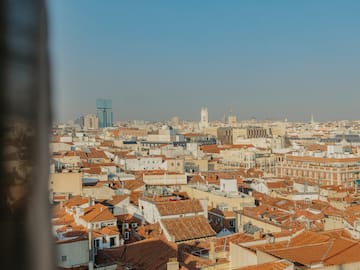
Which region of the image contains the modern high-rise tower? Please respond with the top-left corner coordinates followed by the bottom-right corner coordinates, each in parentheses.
top-left (96, 99), bottom-right (113, 128)
top-left (199, 107), bottom-right (209, 129)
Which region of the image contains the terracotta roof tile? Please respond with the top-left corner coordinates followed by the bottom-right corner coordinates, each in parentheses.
top-left (209, 208), bottom-right (236, 219)
top-left (95, 238), bottom-right (177, 270)
top-left (99, 226), bottom-right (119, 236)
top-left (156, 199), bottom-right (203, 216)
top-left (130, 191), bottom-right (142, 206)
top-left (160, 216), bottom-right (216, 242)
top-left (80, 203), bottom-right (116, 223)
top-left (63, 196), bottom-right (89, 209)
top-left (234, 260), bottom-right (293, 270)
top-left (252, 229), bottom-right (360, 267)
top-left (121, 180), bottom-right (144, 191)
top-left (106, 195), bottom-right (129, 206)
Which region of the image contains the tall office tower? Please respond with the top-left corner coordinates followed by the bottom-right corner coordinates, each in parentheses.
top-left (199, 107), bottom-right (209, 129)
top-left (310, 113), bottom-right (315, 125)
top-left (96, 99), bottom-right (113, 128)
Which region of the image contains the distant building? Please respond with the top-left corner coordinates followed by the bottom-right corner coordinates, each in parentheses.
top-left (84, 114), bottom-right (99, 129)
top-left (199, 107), bottom-right (209, 129)
top-left (138, 197), bottom-right (207, 224)
top-left (171, 116), bottom-right (179, 125)
top-left (96, 99), bottom-right (113, 128)
top-left (146, 125), bottom-right (185, 142)
top-left (276, 154), bottom-right (360, 186)
top-left (74, 115), bottom-right (84, 128)
top-left (217, 126), bottom-right (271, 144)
top-left (227, 115), bottom-right (237, 126)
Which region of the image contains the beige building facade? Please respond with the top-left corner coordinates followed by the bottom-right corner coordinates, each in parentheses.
top-left (49, 171), bottom-right (83, 197)
top-left (84, 114), bottom-right (99, 130)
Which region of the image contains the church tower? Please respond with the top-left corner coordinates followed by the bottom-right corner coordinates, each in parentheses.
top-left (199, 107), bottom-right (209, 129)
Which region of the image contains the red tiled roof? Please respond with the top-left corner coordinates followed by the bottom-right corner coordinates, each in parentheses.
top-left (87, 148), bottom-right (108, 159)
top-left (116, 214), bottom-right (142, 224)
top-left (63, 196), bottom-right (89, 209)
top-left (267, 181), bottom-right (288, 189)
top-left (156, 199), bottom-right (203, 216)
top-left (209, 208), bottom-right (236, 219)
top-left (160, 216), bottom-right (216, 242)
top-left (64, 150), bottom-right (87, 160)
top-left (130, 191), bottom-right (142, 206)
top-left (107, 195), bottom-right (129, 206)
top-left (121, 180), bottom-right (144, 191)
top-left (200, 144), bottom-right (220, 154)
top-left (136, 223), bottom-right (161, 239)
top-left (99, 226), bottom-right (119, 236)
top-left (234, 260), bottom-right (293, 270)
top-left (252, 230), bottom-right (360, 267)
top-left (80, 203), bottom-right (116, 223)
top-left (52, 213), bottom-right (74, 226)
top-left (188, 174), bottom-right (206, 184)
top-left (95, 238), bottom-right (177, 270)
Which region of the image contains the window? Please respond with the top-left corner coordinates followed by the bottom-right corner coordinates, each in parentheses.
top-left (110, 237), bottom-right (116, 247)
top-left (124, 231), bottom-right (130, 240)
top-left (131, 223), bottom-right (138, 228)
top-left (61, 256), bottom-right (67, 262)
top-left (229, 219), bottom-right (235, 228)
top-left (95, 239), bottom-right (100, 248)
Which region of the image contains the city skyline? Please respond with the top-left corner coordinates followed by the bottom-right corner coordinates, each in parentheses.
top-left (49, 0), bottom-right (360, 122)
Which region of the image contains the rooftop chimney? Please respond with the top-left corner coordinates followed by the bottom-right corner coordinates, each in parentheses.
top-left (166, 258), bottom-right (179, 270)
top-left (209, 240), bottom-right (216, 264)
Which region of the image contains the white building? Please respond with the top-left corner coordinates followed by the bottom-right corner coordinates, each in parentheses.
top-left (56, 237), bottom-right (89, 268)
top-left (220, 178), bottom-right (238, 193)
top-left (199, 107), bottom-right (209, 130)
top-left (142, 173), bottom-right (187, 186)
top-left (125, 156), bottom-right (164, 171)
top-left (147, 125), bottom-right (177, 142)
top-left (138, 198), bottom-right (207, 224)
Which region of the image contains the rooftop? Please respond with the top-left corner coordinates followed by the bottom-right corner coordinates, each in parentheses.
top-left (160, 216), bottom-right (216, 242)
top-left (155, 199), bottom-right (204, 216)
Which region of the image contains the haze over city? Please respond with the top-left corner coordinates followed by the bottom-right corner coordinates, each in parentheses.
top-left (39, 1), bottom-right (360, 269)
top-left (49, 0), bottom-right (360, 123)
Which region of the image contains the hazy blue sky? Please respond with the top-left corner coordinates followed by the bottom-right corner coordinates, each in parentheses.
top-left (48, 0), bottom-right (360, 123)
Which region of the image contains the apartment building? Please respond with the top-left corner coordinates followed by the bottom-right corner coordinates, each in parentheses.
top-left (276, 154), bottom-right (360, 186)
top-left (217, 127), bottom-right (271, 145)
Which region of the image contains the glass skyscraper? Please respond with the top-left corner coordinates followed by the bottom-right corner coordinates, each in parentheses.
top-left (96, 99), bottom-right (113, 128)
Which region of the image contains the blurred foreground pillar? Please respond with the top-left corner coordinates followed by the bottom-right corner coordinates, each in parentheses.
top-left (0, 0), bottom-right (54, 269)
